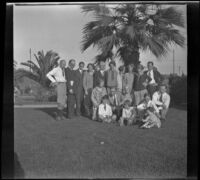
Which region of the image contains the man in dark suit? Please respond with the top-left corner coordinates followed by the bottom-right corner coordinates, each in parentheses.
top-left (65, 59), bottom-right (76, 119)
top-left (145, 61), bottom-right (163, 98)
top-left (74, 61), bottom-right (85, 116)
top-left (93, 61), bottom-right (106, 88)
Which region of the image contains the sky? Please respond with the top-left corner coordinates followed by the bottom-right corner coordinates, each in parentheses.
top-left (14, 4), bottom-right (187, 75)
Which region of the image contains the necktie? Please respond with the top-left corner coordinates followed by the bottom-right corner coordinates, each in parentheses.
top-left (62, 69), bottom-right (65, 77)
top-left (159, 93), bottom-right (163, 102)
top-left (104, 104), bottom-right (106, 111)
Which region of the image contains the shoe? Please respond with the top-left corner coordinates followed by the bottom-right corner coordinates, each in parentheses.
top-left (56, 116), bottom-right (62, 121)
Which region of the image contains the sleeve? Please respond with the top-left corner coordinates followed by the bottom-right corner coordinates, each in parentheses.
top-left (137, 103), bottom-right (145, 110)
top-left (164, 94), bottom-right (170, 109)
top-left (151, 101), bottom-right (159, 113)
top-left (98, 105), bottom-right (103, 116)
top-left (109, 106), bottom-right (113, 116)
top-left (152, 92), bottom-right (163, 106)
top-left (93, 72), bottom-right (97, 88)
top-left (83, 72), bottom-right (87, 92)
top-left (46, 68), bottom-right (57, 83)
top-left (122, 109), bottom-right (126, 118)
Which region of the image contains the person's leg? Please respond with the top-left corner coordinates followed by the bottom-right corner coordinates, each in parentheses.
top-left (160, 108), bottom-right (168, 120)
top-left (56, 83), bottom-right (65, 120)
top-left (84, 92), bottom-right (91, 117)
top-left (147, 85), bottom-right (157, 98)
top-left (92, 106), bottom-right (97, 120)
top-left (67, 94), bottom-right (75, 118)
top-left (134, 91), bottom-right (140, 105)
top-left (119, 117), bottom-right (124, 126)
top-left (75, 91), bottom-right (81, 116)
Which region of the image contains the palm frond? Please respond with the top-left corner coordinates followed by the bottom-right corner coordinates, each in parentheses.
top-left (156, 6), bottom-right (184, 27)
top-left (81, 4), bottom-right (110, 15)
top-left (14, 69), bottom-right (40, 83)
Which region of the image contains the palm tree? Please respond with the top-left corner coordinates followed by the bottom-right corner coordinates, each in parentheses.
top-left (81, 4), bottom-right (185, 66)
top-left (15, 50), bottom-right (60, 88)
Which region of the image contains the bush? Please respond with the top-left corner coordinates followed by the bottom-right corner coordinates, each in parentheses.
top-left (33, 86), bottom-right (49, 102)
top-left (168, 74), bottom-right (187, 105)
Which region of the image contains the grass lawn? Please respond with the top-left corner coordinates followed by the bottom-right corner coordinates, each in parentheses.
top-left (14, 107), bottom-right (187, 179)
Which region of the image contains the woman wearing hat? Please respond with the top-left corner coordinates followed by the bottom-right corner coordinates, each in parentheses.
top-left (133, 64), bottom-right (151, 106)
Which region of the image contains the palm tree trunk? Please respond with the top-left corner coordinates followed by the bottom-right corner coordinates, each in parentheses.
top-left (124, 46), bottom-right (140, 67)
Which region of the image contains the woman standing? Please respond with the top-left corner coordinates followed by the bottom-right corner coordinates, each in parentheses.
top-left (124, 64), bottom-right (136, 95)
top-left (117, 65), bottom-right (126, 93)
top-left (83, 63), bottom-right (94, 118)
top-left (133, 64), bottom-right (151, 105)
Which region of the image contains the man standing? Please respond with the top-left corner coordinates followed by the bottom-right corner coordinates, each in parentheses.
top-left (152, 84), bottom-right (170, 121)
top-left (106, 61), bottom-right (118, 94)
top-left (46, 60), bottom-right (67, 121)
top-left (65, 59), bottom-right (76, 119)
top-left (93, 61), bottom-right (106, 88)
top-left (145, 61), bottom-right (163, 98)
top-left (75, 61), bottom-right (85, 116)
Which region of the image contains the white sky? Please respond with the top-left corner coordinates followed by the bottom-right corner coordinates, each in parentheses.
top-left (14, 4), bottom-right (187, 74)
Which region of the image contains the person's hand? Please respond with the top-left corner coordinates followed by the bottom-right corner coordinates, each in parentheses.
top-left (85, 90), bottom-right (88, 95)
top-left (50, 82), bottom-right (58, 87)
top-left (162, 104), bottom-right (167, 109)
top-left (142, 82), bottom-right (148, 87)
top-left (69, 89), bottom-right (73, 94)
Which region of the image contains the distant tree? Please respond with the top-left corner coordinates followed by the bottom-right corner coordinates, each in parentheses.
top-left (81, 4), bottom-right (185, 66)
top-left (15, 50), bottom-right (60, 88)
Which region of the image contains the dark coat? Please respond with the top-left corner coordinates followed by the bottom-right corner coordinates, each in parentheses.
top-left (144, 70), bottom-right (163, 85)
top-left (74, 69), bottom-right (85, 94)
top-left (93, 70), bottom-right (107, 87)
top-left (65, 67), bottom-right (77, 94)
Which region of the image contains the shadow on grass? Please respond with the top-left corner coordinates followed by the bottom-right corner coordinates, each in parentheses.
top-left (170, 104), bottom-right (187, 111)
top-left (37, 107), bottom-right (68, 120)
top-left (14, 152), bottom-right (25, 179)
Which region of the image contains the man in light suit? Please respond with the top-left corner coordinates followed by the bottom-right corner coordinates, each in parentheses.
top-left (74, 61), bottom-right (85, 116)
top-left (145, 61), bottom-right (163, 98)
top-left (152, 84), bottom-right (170, 121)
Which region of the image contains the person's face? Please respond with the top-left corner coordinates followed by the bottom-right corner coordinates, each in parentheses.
top-left (70, 60), bottom-right (76, 69)
top-left (124, 103), bottom-right (129, 109)
top-left (99, 81), bottom-right (104, 88)
top-left (100, 62), bottom-right (105, 71)
top-left (147, 63), bottom-right (153, 71)
top-left (79, 63), bottom-right (85, 70)
top-left (138, 68), bottom-right (143, 74)
top-left (102, 99), bottom-right (107, 105)
top-left (88, 64), bottom-right (93, 72)
top-left (111, 88), bottom-right (115, 96)
top-left (160, 86), bottom-right (166, 94)
top-left (145, 96), bottom-right (151, 102)
top-left (60, 61), bottom-right (66, 68)
top-left (110, 64), bottom-right (115, 70)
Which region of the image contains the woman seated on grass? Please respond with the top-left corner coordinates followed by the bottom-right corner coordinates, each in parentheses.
top-left (119, 100), bottom-right (136, 126)
top-left (91, 79), bottom-right (107, 121)
top-left (137, 93), bottom-right (160, 121)
top-left (140, 107), bottom-right (161, 129)
top-left (98, 95), bottom-right (117, 123)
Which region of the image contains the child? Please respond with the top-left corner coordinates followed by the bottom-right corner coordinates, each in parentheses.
top-left (137, 93), bottom-right (160, 121)
top-left (98, 95), bottom-right (117, 123)
top-left (91, 79), bottom-right (107, 120)
top-left (140, 107), bottom-right (161, 129)
top-left (108, 87), bottom-right (122, 120)
top-left (119, 100), bottom-right (136, 126)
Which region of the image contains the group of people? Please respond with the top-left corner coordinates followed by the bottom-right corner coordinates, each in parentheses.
top-left (46, 59), bottom-right (170, 129)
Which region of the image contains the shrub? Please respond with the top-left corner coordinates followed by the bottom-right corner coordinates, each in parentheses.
top-left (169, 74), bottom-right (187, 105)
